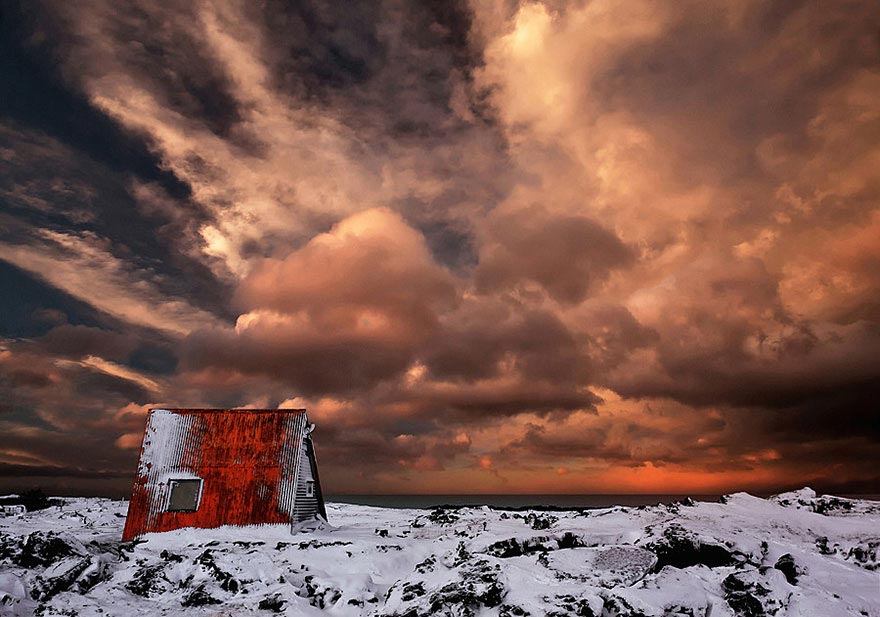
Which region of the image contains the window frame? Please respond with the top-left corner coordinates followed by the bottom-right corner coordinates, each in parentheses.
top-left (305, 480), bottom-right (315, 498)
top-left (166, 478), bottom-right (204, 512)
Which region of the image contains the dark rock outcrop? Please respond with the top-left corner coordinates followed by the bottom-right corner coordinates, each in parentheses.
top-left (644, 525), bottom-right (736, 570)
top-left (485, 532), bottom-right (584, 558)
top-left (0, 531), bottom-right (84, 568)
top-left (773, 553), bottom-right (800, 585)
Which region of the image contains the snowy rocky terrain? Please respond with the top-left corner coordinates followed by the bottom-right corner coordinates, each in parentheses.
top-left (0, 489), bottom-right (877, 616)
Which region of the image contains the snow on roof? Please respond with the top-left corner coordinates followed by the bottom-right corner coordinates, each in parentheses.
top-left (150, 408), bottom-right (308, 414)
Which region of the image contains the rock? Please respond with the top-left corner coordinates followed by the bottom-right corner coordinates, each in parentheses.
top-left (644, 524), bottom-right (736, 570)
top-left (546, 593), bottom-right (601, 616)
top-left (845, 541), bottom-right (878, 570)
top-left (399, 581), bottom-right (425, 602)
top-left (195, 549), bottom-right (239, 593)
top-left (771, 487), bottom-right (817, 507)
top-left (722, 570), bottom-right (788, 617)
top-left (556, 532), bottom-right (583, 550)
top-left (298, 574), bottom-right (343, 609)
top-left (126, 562), bottom-right (169, 598)
top-left (425, 560), bottom-right (505, 615)
top-left (722, 573), bottom-right (767, 617)
top-left (773, 489), bottom-right (879, 517)
top-left (542, 546), bottom-right (656, 589)
top-left (500, 603), bottom-right (531, 616)
top-left (296, 539), bottom-right (352, 550)
top-left (599, 595), bottom-right (649, 617)
top-left (29, 557), bottom-right (91, 601)
top-left (815, 536), bottom-right (836, 555)
top-left (75, 555), bottom-right (110, 593)
top-left (441, 541), bottom-right (470, 567)
top-left (382, 559), bottom-right (506, 617)
top-left (414, 555), bottom-right (436, 573)
top-left (485, 532), bottom-right (585, 558)
top-left (594, 547), bottom-right (657, 586)
top-left (773, 553), bottom-right (800, 585)
top-left (258, 593), bottom-right (286, 612)
top-left (427, 508), bottom-right (460, 526)
top-left (159, 549), bottom-right (183, 563)
top-left (524, 513), bottom-right (557, 530)
top-left (181, 584), bottom-right (222, 607)
top-left (811, 496), bottom-right (855, 515)
top-left (486, 537), bottom-right (544, 558)
top-left (0, 532), bottom-right (84, 568)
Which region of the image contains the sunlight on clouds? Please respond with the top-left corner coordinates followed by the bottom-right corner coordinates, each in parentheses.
top-left (74, 1), bottom-right (385, 280)
top-left (0, 231), bottom-right (221, 336)
top-left (79, 356), bottom-right (161, 392)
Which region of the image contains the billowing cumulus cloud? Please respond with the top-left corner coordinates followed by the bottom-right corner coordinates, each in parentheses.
top-left (1, 0), bottom-right (878, 496)
top-left (185, 207), bottom-right (458, 394)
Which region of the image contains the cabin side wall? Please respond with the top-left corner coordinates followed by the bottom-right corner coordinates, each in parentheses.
top-left (292, 437), bottom-right (321, 522)
top-left (309, 437), bottom-right (328, 520)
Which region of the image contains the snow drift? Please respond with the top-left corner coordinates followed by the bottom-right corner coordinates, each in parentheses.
top-left (0, 489), bottom-right (877, 616)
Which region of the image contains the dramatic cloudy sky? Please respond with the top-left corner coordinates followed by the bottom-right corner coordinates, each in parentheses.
top-left (1, 0), bottom-right (878, 496)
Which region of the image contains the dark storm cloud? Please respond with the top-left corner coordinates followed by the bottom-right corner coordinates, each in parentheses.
top-left (37, 325), bottom-right (137, 361)
top-left (423, 302), bottom-right (587, 383)
top-left (746, 379), bottom-right (880, 443)
top-left (576, 303), bottom-right (659, 372)
top-left (184, 328), bottom-right (417, 396)
top-left (303, 425), bottom-right (473, 475)
top-left (475, 206), bottom-right (634, 304)
top-left (0, 343), bottom-right (155, 481)
top-left (0, 2), bottom-right (189, 198)
top-left (1, 0), bottom-right (878, 494)
top-left (255, 0), bottom-right (480, 133)
top-left (434, 385), bottom-right (599, 417)
top-left (258, 0), bottom-right (387, 96)
top-left (604, 254), bottom-right (880, 409)
top-left (0, 261), bottom-right (105, 338)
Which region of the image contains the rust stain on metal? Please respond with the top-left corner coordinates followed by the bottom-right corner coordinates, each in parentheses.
top-left (122, 408), bottom-right (325, 541)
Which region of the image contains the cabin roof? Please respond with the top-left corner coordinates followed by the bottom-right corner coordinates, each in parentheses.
top-left (122, 406), bottom-right (325, 539)
top-left (150, 408), bottom-right (307, 415)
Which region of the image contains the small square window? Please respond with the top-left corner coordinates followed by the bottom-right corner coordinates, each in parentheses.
top-left (168, 479), bottom-right (202, 512)
top-left (305, 480), bottom-right (315, 497)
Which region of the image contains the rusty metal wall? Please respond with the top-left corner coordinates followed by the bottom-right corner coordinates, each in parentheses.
top-left (122, 409), bottom-right (309, 541)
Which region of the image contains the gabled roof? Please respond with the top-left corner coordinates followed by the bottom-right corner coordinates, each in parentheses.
top-left (151, 408), bottom-right (307, 414)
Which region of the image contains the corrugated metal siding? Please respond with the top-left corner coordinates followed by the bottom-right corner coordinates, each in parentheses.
top-left (122, 409), bottom-right (319, 540)
top-left (292, 437), bottom-right (319, 522)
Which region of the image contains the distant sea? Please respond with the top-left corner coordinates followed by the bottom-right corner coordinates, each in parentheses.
top-left (326, 494), bottom-right (725, 510)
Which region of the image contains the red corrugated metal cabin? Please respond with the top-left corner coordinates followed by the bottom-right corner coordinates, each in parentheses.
top-left (122, 408), bottom-right (326, 541)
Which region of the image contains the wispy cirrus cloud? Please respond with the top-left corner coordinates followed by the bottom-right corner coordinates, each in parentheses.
top-left (0, 228), bottom-right (222, 336)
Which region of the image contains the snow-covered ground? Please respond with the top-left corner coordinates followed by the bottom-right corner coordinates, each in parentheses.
top-left (0, 488), bottom-right (877, 616)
